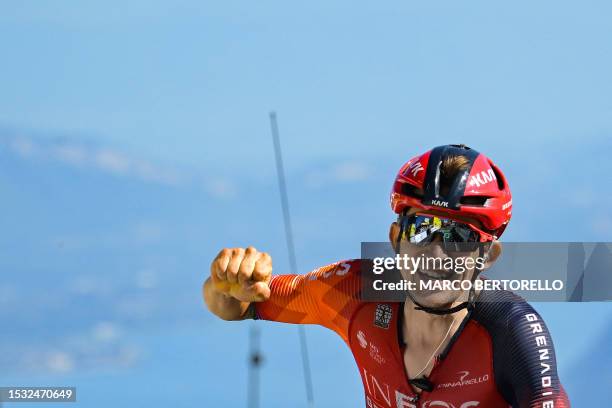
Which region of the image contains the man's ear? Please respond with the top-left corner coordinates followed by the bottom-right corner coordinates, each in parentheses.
top-left (483, 241), bottom-right (502, 269)
top-left (389, 222), bottom-right (400, 246)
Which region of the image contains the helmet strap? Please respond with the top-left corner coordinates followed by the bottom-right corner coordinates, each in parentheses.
top-left (406, 245), bottom-right (485, 315)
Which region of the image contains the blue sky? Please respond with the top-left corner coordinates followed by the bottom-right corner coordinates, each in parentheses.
top-left (1, 1), bottom-right (612, 407)
top-left (2, 1), bottom-right (611, 169)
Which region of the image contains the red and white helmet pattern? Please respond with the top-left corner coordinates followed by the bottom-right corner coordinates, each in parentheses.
top-left (391, 144), bottom-right (512, 238)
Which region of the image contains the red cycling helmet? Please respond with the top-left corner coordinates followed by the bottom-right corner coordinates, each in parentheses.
top-left (391, 144), bottom-right (512, 239)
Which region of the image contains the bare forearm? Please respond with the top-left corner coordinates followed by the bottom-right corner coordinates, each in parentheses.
top-left (203, 277), bottom-right (251, 321)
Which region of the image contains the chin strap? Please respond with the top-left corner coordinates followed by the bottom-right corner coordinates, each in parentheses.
top-left (406, 245), bottom-right (485, 316)
top-left (407, 290), bottom-right (473, 315)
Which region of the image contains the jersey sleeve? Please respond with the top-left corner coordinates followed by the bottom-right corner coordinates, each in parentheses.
top-left (252, 259), bottom-right (362, 342)
top-left (497, 302), bottom-right (571, 407)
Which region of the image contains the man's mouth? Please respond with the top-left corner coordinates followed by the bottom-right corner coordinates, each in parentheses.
top-left (417, 268), bottom-right (455, 280)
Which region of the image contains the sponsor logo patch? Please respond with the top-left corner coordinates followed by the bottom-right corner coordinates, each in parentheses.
top-left (406, 161), bottom-right (424, 177)
top-left (438, 370), bottom-right (489, 389)
top-left (374, 304), bottom-right (393, 329)
top-left (421, 401), bottom-right (480, 408)
top-left (357, 330), bottom-right (368, 349)
top-left (468, 169), bottom-right (497, 188)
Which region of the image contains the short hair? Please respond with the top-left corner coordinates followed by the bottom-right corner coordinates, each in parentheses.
top-left (439, 155), bottom-right (470, 194)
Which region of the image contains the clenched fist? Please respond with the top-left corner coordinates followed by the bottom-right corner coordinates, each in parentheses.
top-left (210, 247), bottom-right (272, 303)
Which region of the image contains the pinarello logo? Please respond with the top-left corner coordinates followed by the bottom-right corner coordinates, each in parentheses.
top-left (356, 330), bottom-right (368, 349)
top-left (458, 371), bottom-right (470, 382)
top-left (437, 370), bottom-right (489, 389)
top-left (422, 401), bottom-right (479, 408)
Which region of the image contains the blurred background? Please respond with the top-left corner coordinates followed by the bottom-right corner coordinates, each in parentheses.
top-left (1, 1), bottom-right (611, 406)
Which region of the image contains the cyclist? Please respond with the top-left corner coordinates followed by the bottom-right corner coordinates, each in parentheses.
top-left (203, 144), bottom-right (570, 407)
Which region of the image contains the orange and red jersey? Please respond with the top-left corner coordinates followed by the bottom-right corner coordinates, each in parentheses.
top-left (253, 259), bottom-right (570, 408)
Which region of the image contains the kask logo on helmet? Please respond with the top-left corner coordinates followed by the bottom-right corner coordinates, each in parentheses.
top-left (406, 161), bottom-right (424, 178)
top-left (468, 169), bottom-right (497, 188)
top-left (431, 200), bottom-right (449, 208)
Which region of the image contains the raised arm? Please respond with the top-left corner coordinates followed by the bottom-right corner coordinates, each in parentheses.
top-left (203, 247), bottom-right (362, 342)
top-left (203, 247), bottom-right (272, 321)
top-left (253, 259), bottom-right (361, 341)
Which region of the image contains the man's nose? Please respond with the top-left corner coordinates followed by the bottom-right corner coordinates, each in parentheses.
top-left (424, 236), bottom-right (452, 259)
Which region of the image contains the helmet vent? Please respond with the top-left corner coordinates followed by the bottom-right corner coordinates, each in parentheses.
top-left (450, 143), bottom-right (471, 150)
top-left (490, 162), bottom-right (505, 190)
top-left (401, 183), bottom-right (423, 198)
top-left (460, 196), bottom-right (490, 206)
